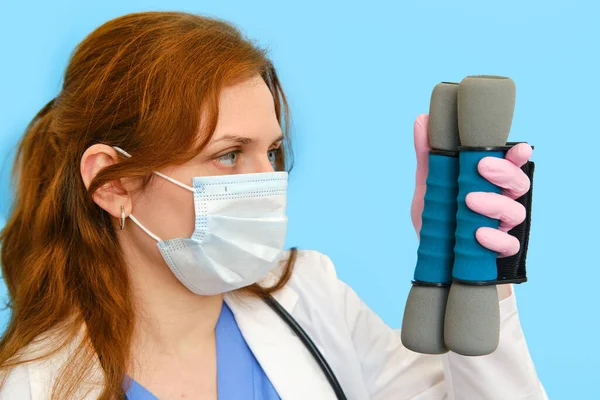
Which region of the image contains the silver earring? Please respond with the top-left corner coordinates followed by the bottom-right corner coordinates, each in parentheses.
top-left (120, 206), bottom-right (126, 230)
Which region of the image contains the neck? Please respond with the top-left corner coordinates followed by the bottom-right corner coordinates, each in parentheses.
top-left (123, 239), bottom-right (223, 358)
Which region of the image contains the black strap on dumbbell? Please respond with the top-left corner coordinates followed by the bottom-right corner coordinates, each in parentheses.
top-left (495, 159), bottom-right (535, 284)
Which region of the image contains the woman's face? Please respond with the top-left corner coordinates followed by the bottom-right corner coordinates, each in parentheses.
top-left (123, 74), bottom-right (284, 259)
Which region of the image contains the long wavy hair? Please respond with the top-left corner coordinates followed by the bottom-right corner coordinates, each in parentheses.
top-left (0, 11), bottom-right (296, 399)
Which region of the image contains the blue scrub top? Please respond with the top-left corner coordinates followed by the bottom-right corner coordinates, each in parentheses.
top-left (125, 302), bottom-right (280, 399)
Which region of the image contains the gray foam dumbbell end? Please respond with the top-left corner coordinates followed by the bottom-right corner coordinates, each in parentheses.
top-left (428, 82), bottom-right (460, 151)
top-left (444, 282), bottom-right (500, 356)
top-left (458, 75), bottom-right (516, 147)
top-left (401, 285), bottom-right (450, 354)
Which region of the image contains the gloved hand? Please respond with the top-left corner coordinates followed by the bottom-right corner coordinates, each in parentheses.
top-left (410, 114), bottom-right (532, 258)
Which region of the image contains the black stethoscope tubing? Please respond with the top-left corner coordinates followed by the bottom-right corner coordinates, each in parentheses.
top-left (263, 295), bottom-right (348, 400)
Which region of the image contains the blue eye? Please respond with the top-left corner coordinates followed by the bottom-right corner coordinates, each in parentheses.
top-left (216, 150), bottom-right (240, 166)
top-left (268, 149), bottom-right (278, 166)
top-left (215, 148), bottom-right (279, 168)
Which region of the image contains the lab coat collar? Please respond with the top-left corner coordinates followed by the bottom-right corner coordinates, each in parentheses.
top-left (224, 271), bottom-right (336, 400)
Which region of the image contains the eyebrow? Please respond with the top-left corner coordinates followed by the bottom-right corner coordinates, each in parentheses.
top-left (213, 133), bottom-right (284, 145)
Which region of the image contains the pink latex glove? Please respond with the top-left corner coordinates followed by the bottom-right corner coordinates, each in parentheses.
top-left (410, 113), bottom-right (532, 259)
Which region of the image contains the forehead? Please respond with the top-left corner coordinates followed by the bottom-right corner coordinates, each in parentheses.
top-left (211, 75), bottom-right (280, 140)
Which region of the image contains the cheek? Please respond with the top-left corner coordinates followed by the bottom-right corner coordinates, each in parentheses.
top-left (157, 187), bottom-right (196, 240)
top-left (134, 181), bottom-right (196, 240)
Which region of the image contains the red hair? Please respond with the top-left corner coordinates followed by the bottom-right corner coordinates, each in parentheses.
top-left (0, 11), bottom-right (296, 399)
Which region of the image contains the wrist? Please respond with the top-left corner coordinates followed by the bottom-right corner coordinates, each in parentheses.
top-left (497, 283), bottom-right (513, 301)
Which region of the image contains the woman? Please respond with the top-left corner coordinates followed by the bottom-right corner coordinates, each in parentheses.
top-left (0, 11), bottom-right (547, 400)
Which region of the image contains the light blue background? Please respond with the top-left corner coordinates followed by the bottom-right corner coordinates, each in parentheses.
top-left (1, 1), bottom-right (597, 398)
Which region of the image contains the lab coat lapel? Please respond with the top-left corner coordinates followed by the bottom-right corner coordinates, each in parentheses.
top-left (224, 285), bottom-right (336, 400)
top-left (27, 327), bottom-right (104, 400)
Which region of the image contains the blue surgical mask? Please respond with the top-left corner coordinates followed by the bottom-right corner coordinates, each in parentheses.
top-left (114, 146), bottom-right (288, 295)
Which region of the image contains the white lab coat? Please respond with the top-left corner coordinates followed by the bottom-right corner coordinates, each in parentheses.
top-left (0, 250), bottom-right (548, 399)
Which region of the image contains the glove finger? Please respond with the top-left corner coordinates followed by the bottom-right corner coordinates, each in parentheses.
top-left (478, 156), bottom-right (531, 199)
top-left (476, 227), bottom-right (521, 258)
top-left (504, 142), bottom-right (533, 168)
top-left (466, 192), bottom-right (526, 232)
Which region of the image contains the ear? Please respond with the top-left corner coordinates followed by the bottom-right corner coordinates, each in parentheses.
top-left (80, 144), bottom-right (132, 220)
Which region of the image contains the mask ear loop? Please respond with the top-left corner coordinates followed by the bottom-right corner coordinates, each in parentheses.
top-left (112, 146), bottom-right (194, 242)
top-left (129, 214), bottom-right (162, 242)
top-left (112, 146), bottom-right (195, 192)
top-left (153, 171), bottom-right (195, 192)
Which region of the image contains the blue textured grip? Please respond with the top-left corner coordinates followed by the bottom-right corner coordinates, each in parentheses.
top-left (452, 150), bottom-right (505, 282)
top-left (414, 153), bottom-right (459, 284)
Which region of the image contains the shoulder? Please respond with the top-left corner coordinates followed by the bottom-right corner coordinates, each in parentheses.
top-left (0, 325), bottom-right (104, 400)
top-left (260, 248), bottom-right (342, 303)
top-left (0, 364), bottom-right (31, 399)
top-left (268, 249), bottom-right (347, 311)
top-left (0, 329), bottom-right (68, 398)
top-left (278, 249), bottom-right (386, 334)
top-left (280, 248), bottom-right (340, 289)
top-left (290, 249), bottom-right (338, 277)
